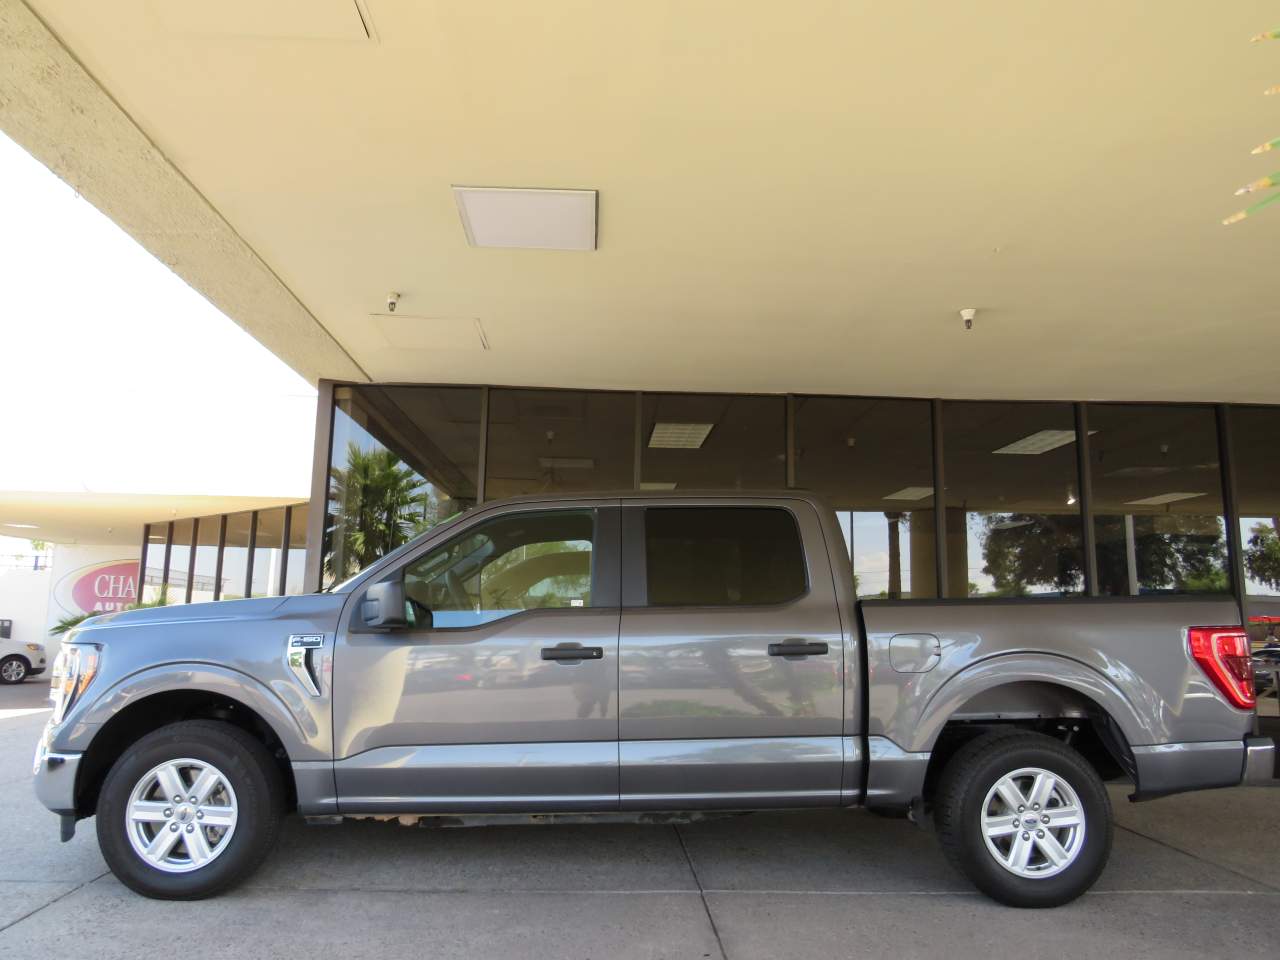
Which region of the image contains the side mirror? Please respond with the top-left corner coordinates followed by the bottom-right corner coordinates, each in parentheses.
top-left (362, 578), bottom-right (410, 629)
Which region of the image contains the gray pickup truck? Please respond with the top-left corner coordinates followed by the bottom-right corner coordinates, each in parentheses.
top-left (33, 492), bottom-right (1274, 906)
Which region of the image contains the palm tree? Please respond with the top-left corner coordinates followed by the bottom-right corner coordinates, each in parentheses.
top-left (325, 442), bottom-right (429, 579)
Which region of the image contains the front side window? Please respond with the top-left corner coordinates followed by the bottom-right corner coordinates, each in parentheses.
top-left (644, 507), bottom-right (806, 607)
top-left (402, 511), bottom-right (594, 628)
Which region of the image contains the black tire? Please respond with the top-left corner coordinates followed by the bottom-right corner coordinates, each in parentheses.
top-left (0, 655), bottom-right (29, 684)
top-left (934, 730), bottom-right (1112, 908)
top-left (96, 720), bottom-right (284, 900)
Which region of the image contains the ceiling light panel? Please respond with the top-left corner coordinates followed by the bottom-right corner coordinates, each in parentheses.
top-left (883, 486), bottom-right (934, 501)
top-left (453, 187), bottom-right (597, 251)
top-left (648, 423), bottom-right (714, 449)
top-left (1124, 492), bottom-right (1205, 506)
top-left (993, 429), bottom-right (1086, 455)
top-left (640, 481), bottom-right (678, 490)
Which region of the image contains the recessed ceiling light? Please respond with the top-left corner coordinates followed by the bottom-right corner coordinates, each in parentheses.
top-left (993, 429), bottom-right (1095, 455)
top-left (2, 522), bottom-right (38, 529)
top-left (453, 186), bottom-right (597, 251)
top-left (648, 423), bottom-right (714, 449)
top-left (640, 481), bottom-right (678, 490)
top-left (883, 486), bottom-right (934, 501)
top-left (538, 457), bottom-right (595, 469)
top-left (1125, 492), bottom-right (1205, 506)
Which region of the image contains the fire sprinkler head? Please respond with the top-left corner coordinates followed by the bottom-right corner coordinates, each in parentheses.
top-left (959, 308), bottom-right (977, 330)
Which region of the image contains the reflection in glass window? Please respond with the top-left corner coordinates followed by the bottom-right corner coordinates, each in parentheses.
top-left (190, 517), bottom-right (221, 604)
top-left (403, 511), bottom-right (594, 628)
top-left (220, 512), bottom-right (253, 601)
top-left (640, 394), bottom-right (785, 490)
top-left (644, 507), bottom-right (806, 607)
top-left (795, 397), bottom-right (935, 598)
top-left (165, 519), bottom-right (193, 604)
top-left (1232, 406), bottom-right (1280, 598)
top-left (486, 389), bottom-right (634, 498)
top-left (141, 523), bottom-right (168, 604)
top-left (283, 504), bottom-right (308, 596)
top-left (943, 402), bottom-right (1085, 598)
top-left (1089, 404), bottom-right (1229, 596)
top-left (325, 386), bottom-right (482, 586)
top-left (251, 508), bottom-right (287, 597)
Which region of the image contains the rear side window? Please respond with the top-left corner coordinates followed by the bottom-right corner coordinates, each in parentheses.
top-left (644, 507), bottom-right (807, 606)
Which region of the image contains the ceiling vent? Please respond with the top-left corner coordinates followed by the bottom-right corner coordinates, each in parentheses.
top-left (453, 187), bottom-right (598, 251)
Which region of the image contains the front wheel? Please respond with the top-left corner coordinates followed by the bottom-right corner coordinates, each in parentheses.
top-left (0, 655), bottom-right (29, 684)
top-left (934, 730), bottom-right (1112, 908)
top-left (96, 720), bottom-right (284, 899)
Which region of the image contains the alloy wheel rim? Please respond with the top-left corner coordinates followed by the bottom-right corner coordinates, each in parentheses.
top-left (125, 758), bottom-right (238, 873)
top-left (1, 660), bottom-right (24, 682)
top-left (980, 766), bottom-right (1086, 879)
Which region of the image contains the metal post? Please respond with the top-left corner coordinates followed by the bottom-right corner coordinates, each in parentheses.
top-left (184, 517), bottom-right (198, 605)
top-left (136, 524), bottom-right (150, 608)
top-left (785, 395), bottom-right (797, 488)
top-left (303, 380), bottom-right (335, 593)
top-left (244, 511), bottom-right (258, 599)
top-left (160, 521), bottom-right (174, 604)
top-left (476, 386), bottom-right (490, 504)
top-left (1075, 403), bottom-right (1099, 596)
top-left (633, 392), bottom-right (643, 489)
top-left (1124, 515), bottom-right (1139, 596)
top-left (931, 398), bottom-right (948, 598)
top-left (213, 514), bottom-right (227, 601)
top-left (278, 506), bottom-right (292, 596)
top-left (1217, 404), bottom-right (1247, 618)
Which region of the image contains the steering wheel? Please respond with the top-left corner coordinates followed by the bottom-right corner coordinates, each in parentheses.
top-left (445, 569), bottom-right (470, 610)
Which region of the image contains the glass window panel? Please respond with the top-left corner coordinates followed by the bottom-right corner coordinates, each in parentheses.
top-left (644, 507), bottom-right (806, 607)
top-left (220, 512), bottom-right (253, 601)
top-left (486, 389), bottom-right (634, 498)
top-left (190, 516), bottom-right (221, 604)
top-left (795, 396), bottom-right (935, 598)
top-left (640, 394), bottom-right (785, 491)
top-left (1088, 404), bottom-right (1228, 596)
top-left (403, 510), bottom-right (594, 628)
top-left (164, 519), bottom-right (194, 605)
top-left (251, 508), bottom-right (286, 598)
top-left (325, 385), bottom-right (483, 586)
top-left (1232, 406), bottom-right (1280, 598)
top-left (141, 523), bottom-right (168, 604)
top-left (942, 402), bottom-right (1085, 599)
top-left (283, 503), bottom-right (309, 596)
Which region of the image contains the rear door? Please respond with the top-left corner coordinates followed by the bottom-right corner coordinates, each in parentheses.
top-left (332, 502), bottom-right (622, 813)
top-left (618, 499), bottom-right (847, 808)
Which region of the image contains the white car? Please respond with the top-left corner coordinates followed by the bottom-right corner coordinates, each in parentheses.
top-left (0, 636), bottom-right (46, 684)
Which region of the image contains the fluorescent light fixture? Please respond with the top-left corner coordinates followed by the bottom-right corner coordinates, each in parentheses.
top-left (648, 423), bottom-right (714, 449)
top-left (538, 457), bottom-right (594, 469)
top-left (453, 186), bottom-right (597, 251)
top-left (640, 481), bottom-right (678, 491)
top-left (2, 522), bottom-right (38, 529)
top-left (993, 429), bottom-right (1095, 455)
top-left (1124, 492), bottom-right (1205, 506)
top-left (883, 486), bottom-right (934, 501)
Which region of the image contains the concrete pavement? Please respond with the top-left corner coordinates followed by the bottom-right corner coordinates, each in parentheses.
top-left (1, 679), bottom-right (1275, 959)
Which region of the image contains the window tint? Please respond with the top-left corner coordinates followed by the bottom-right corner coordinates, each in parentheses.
top-left (403, 511), bottom-right (594, 628)
top-left (644, 507), bottom-right (806, 606)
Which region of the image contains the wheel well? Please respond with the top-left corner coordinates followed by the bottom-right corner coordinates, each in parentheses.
top-left (2, 653), bottom-right (32, 668)
top-left (75, 690), bottom-right (296, 818)
top-left (921, 682), bottom-right (1135, 803)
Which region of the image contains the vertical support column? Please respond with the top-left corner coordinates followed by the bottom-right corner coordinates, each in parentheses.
top-left (1217, 404), bottom-right (1247, 618)
top-left (303, 379), bottom-right (335, 593)
top-left (184, 517), bottom-right (199, 605)
top-left (160, 521), bottom-right (174, 604)
top-left (633, 392), bottom-right (643, 490)
top-left (136, 524), bottom-right (150, 608)
top-left (1075, 403), bottom-right (1099, 596)
top-left (1123, 515), bottom-right (1139, 596)
top-left (277, 505), bottom-right (293, 597)
top-left (244, 511), bottom-right (258, 599)
top-left (931, 398), bottom-right (948, 598)
top-left (785, 395), bottom-right (797, 488)
top-left (476, 386), bottom-right (490, 504)
top-left (213, 514), bottom-right (227, 601)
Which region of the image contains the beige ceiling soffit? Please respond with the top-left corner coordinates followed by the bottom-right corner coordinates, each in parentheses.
top-left (0, 0), bottom-right (367, 385)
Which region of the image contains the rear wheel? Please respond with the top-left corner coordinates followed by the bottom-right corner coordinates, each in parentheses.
top-left (934, 730), bottom-right (1112, 908)
top-left (96, 720), bottom-right (284, 899)
top-left (0, 655), bottom-right (28, 684)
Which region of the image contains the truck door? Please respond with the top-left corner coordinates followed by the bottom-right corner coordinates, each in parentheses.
top-left (332, 503), bottom-right (622, 813)
top-left (618, 500), bottom-right (847, 808)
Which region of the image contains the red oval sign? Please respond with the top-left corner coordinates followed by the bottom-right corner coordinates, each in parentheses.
top-left (70, 561), bottom-right (138, 614)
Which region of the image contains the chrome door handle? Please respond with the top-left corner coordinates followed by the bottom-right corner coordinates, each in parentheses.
top-left (768, 641), bottom-right (828, 658)
top-left (541, 645), bottom-right (604, 662)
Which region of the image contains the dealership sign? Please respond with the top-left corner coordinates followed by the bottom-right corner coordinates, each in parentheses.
top-left (52, 559), bottom-right (138, 617)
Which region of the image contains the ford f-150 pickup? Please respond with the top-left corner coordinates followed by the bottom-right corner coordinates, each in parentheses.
top-left (33, 492), bottom-right (1274, 906)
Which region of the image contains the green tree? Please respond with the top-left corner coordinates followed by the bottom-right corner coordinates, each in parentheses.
top-left (1245, 519), bottom-right (1280, 592)
top-left (979, 514), bottom-right (1085, 596)
top-left (326, 442), bottom-right (429, 579)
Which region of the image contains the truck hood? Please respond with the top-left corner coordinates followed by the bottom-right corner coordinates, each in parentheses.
top-left (71, 594), bottom-right (345, 640)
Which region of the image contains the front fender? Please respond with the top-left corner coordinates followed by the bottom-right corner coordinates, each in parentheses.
top-left (54, 662), bottom-right (329, 762)
top-left (904, 653), bottom-right (1155, 754)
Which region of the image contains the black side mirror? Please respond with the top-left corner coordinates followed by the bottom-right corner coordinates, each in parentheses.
top-left (362, 578), bottom-right (410, 629)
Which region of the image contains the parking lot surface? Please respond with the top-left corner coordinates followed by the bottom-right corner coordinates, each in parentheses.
top-left (1, 680), bottom-right (1276, 960)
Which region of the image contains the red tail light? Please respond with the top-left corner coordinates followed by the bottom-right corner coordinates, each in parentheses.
top-left (1188, 626), bottom-right (1255, 710)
